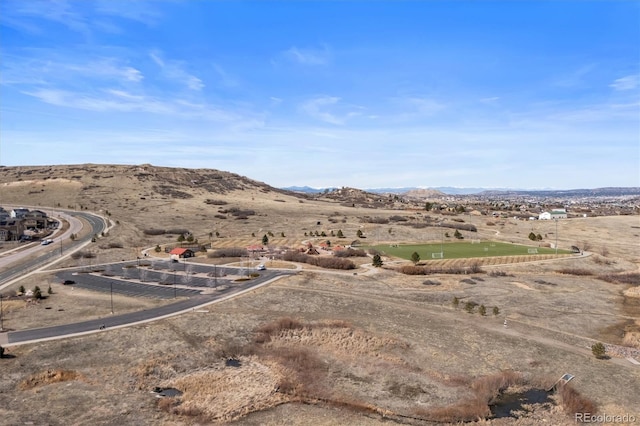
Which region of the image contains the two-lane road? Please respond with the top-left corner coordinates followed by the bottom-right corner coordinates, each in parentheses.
top-left (2, 268), bottom-right (292, 346)
top-left (0, 210), bottom-right (107, 287)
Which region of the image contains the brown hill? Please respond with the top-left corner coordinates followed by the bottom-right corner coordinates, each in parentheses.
top-left (402, 188), bottom-right (446, 199)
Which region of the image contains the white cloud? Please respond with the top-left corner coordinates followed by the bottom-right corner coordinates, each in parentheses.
top-left (1, 55), bottom-right (144, 86)
top-left (284, 45), bottom-right (330, 65)
top-left (95, 0), bottom-right (161, 26)
top-left (610, 75), bottom-right (639, 91)
top-left (149, 50), bottom-right (204, 91)
top-left (301, 96), bottom-right (363, 125)
top-left (21, 87), bottom-right (260, 125)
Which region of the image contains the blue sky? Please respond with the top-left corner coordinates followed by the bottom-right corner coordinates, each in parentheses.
top-left (1, 1), bottom-right (638, 189)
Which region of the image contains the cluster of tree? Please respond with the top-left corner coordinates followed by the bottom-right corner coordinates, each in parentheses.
top-left (528, 232), bottom-right (543, 241)
top-left (452, 297), bottom-right (499, 316)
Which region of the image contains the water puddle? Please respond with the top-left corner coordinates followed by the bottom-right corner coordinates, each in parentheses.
top-left (490, 389), bottom-right (551, 418)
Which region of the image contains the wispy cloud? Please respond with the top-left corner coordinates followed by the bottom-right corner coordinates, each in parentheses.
top-left (1, 55), bottom-right (143, 86)
top-left (149, 50), bottom-right (204, 91)
top-left (300, 96), bottom-right (363, 125)
top-left (553, 64), bottom-right (596, 88)
top-left (212, 64), bottom-right (239, 88)
top-left (0, 0), bottom-right (162, 36)
top-left (284, 45), bottom-right (331, 65)
top-left (610, 75), bottom-right (639, 91)
top-left (95, 0), bottom-right (162, 26)
top-left (22, 87), bottom-right (263, 127)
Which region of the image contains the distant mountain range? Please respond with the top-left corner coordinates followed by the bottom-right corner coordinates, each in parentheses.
top-left (282, 186), bottom-right (640, 197)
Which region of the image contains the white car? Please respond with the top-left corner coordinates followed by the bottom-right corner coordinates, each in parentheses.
top-left (256, 264), bottom-right (266, 271)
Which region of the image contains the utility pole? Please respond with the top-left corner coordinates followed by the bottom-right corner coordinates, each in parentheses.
top-left (110, 282), bottom-right (114, 314)
top-left (0, 294), bottom-right (4, 331)
top-left (173, 270), bottom-right (177, 298)
top-left (555, 219), bottom-right (558, 255)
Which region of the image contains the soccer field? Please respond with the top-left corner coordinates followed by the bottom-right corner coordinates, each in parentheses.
top-left (366, 241), bottom-right (571, 261)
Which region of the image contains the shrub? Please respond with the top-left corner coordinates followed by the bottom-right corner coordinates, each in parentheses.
top-left (557, 268), bottom-right (593, 276)
top-left (372, 254), bottom-right (383, 267)
top-left (166, 228), bottom-right (189, 235)
top-left (464, 301), bottom-right (477, 313)
top-left (478, 305), bottom-right (486, 316)
top-left (452, 297), bottom-right (459, 308)
top-left (492, 306), bottom-right (500, 316)
top-left (204, 199), bottom-right (227, 205)
top-left (33, 286), bottom-right (42, 299)
top-left (282, 251), bottom-right (356, 270)
top-left (598, 273), bottom-right (640, 285)
top-left (411, 251), bottom-right (420, 264)
top-left (207, 247), bottom-right (248, 258)
top-left (469, 261), bottom-right (483, 273)
top-left (557, 383), bottom-right (597, 416)
top-left (591, 342), bottom-right (606, 359)
top-left (399, 265), bottom-right (426, 275)
top-left (334, 248), bottom-right (366, 258)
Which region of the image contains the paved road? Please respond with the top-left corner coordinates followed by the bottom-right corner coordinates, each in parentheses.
top-left (0, 210), bottom-right (106, 286)
top-left (4, 267), bottom-right (292, 345)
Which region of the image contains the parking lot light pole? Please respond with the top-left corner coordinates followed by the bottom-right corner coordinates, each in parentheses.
top-left (173, 271), bottom-right (177, 298)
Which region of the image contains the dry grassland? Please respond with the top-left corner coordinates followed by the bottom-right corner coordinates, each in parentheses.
top-left (0, 165), bottom-right (639, 425)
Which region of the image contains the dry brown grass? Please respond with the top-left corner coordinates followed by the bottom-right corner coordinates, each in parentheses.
top-left (557, 383), bottom-right (597, 416)
top-left (414, 370), bottom-right (527, 422)
top-left (18, 369), bottom-right (83, 390)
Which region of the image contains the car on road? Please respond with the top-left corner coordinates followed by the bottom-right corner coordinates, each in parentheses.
top-left (62, 280), bottom-right (75, 285)
top-left (256, 264), bottom-right (266, 271)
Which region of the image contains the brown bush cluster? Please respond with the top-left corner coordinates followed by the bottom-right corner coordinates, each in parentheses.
top-left (598, 272), bottom-right (640, 285)
top-left (413, 370), bottom-right (526, 423)
top-left (282, 251), bottom-right (356, 270)
top-left (398, 264), bottom-right (484, 275)
top-left (557, 384), bottom-right (597, 416)
top-left (207, 247), bottom-right (249, 258)
top-left (333, 248), bottom-right (367, 258)
top-left (556, 268), bottom-right (594, 276)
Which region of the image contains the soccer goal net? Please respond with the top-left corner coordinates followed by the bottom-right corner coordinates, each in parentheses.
top-left (431, 252), bottom-right (444, 259)
top-left (528, 248), bottom-right (538, 254)
top-left (471, 239), bottom-right (481, 244)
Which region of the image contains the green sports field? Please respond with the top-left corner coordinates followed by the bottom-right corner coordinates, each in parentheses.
top-left (366, 241), bottom-right (571, 261)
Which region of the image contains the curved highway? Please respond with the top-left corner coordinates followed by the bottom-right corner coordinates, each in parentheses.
top-left (0, 210), bottom-right (106, 287)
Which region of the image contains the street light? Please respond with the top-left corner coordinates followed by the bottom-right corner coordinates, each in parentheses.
top-left (0, 293), bottom-right (4, 331)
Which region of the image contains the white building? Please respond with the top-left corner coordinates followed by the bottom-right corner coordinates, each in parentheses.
top-left (539, 208), bottom-right (567, 220)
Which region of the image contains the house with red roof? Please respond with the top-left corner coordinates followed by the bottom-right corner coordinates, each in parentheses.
top-left (169, 247), bottom-right (194, 260)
